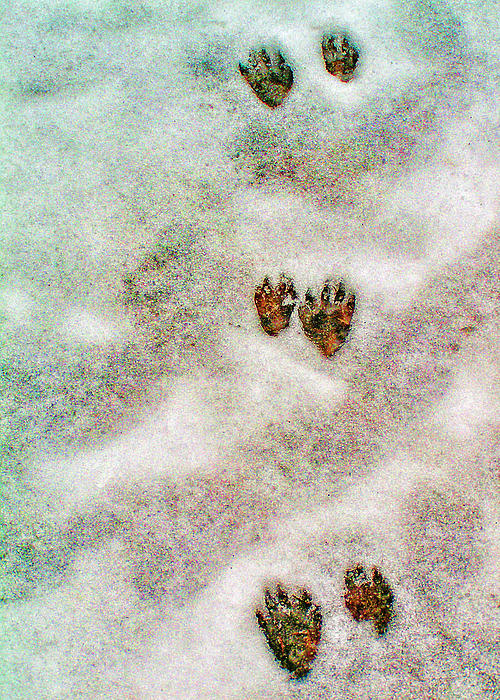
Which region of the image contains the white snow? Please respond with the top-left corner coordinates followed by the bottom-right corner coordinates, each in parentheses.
top-left (1, 0), bottom-right (499, 698)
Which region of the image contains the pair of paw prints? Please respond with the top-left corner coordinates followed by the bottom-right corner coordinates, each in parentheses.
top-left (239, 33), bottom-right (359, 108)
top-left (254, 275), bottom-right (356, 358)
top-left (256, 565), bottom-right (394, 679)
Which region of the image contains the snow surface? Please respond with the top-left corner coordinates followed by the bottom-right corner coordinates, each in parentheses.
top-left (0, 0), bottom-right (499, 698)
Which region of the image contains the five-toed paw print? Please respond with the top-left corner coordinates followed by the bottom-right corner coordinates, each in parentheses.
top-left (298, 280), bottom-right (355, 357)
top-left (321, 33), bottom-right (359, 82)
top-left (344, 564), bottom-right (394, 635)
top-left (239, 48), bottom-right (294, 108)
top-left (256, 585), bottom-right (323, 679)
top-left (254, 274), bottom-right (298, 336)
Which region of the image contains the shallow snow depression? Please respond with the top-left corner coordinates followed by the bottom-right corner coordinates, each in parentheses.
top-left (1, 0), bottom-right (499, 698)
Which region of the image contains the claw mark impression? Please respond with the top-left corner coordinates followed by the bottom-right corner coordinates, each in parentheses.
top-left (298, 280), bottom-right (355, 357)
top-left (254, 274), bottom-right (297, 336)
top-left (239, 48), bottom-right (293, 108)
top-left (256, 585), bottom-right (322, 679)
top-left (321, 33), bottom-right (359, 82)
top-left (344, 565), bottom-right (394, 635)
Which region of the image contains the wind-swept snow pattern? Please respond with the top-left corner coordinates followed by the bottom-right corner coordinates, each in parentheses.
top-left (1, 0), bottom-right (499, 698)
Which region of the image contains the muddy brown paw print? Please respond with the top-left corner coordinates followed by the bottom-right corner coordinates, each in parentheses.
top-left (298, 280), bottom-right (355, 357)
top-left (321, 33), bottom-right (359, 82)
top-left (344, 564), bottom-right (394, 635)
top-left (256, 585), bottom-right (322, 679)
top-left (239, 48), bottom-right (293, 108)
top-left (254, 274), bottom-right (297, 336)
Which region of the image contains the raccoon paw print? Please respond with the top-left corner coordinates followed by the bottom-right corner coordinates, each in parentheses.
top-left (254, 274), bottom-right (297, 336)
top-left (321, 33), bottom-right (359, 82)
top-left (344, 564), bottom-right (394, 635)
top-left (256, 585), bottom-right (322, 679)
top-left (298, 280), bottom-right (355, 357)
top-left (239, 48), bottom-right (293, 108)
